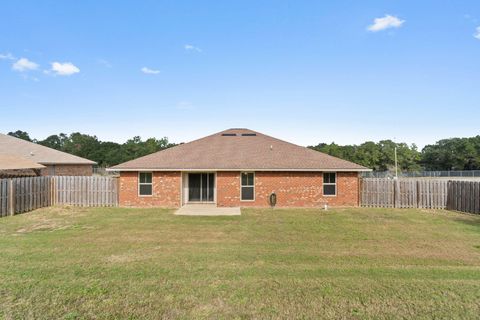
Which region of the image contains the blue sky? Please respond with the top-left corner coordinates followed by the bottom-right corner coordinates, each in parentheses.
top-left (1, 0), bottom-right (479, 148)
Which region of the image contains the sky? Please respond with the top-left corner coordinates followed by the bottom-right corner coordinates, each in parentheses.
top-left (1, 0), bottom-right (479, 148)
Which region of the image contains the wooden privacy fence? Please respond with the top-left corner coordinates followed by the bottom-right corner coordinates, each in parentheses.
top-left (447, 180), bottom-right (480, 214)
top-left (54, 176), bottom-right (118, 207)
top-left (361, 178), bottom-right (480, 213)
top-left (0, 179), bottom-right (10, 217)
top-left (361, 178), bottom-right (449, 209)
top-left (14, 176), bottom-right (52, 214)
top-left (0, 176), bottom-right (118, 217)
top-left (0, 177), bottom-right (52, 217)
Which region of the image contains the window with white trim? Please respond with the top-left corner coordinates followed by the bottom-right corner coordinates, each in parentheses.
top-left (139, 172), bottom-right (153, 196)
top-left (241, 172), bottom-right (255, 201)
top-left (323, 172), bottom-right (336, 196)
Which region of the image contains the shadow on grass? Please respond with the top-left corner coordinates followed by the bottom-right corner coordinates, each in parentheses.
top-left (451, 214), bottom-right (480, 229)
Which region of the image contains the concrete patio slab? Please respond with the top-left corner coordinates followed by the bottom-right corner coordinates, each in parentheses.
top-left (174, 204), bottom-right (241, 216)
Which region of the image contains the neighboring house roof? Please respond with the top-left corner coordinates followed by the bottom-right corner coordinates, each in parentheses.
top-left (0, 133), bottom-right (96, 165)
top-left (110, 128), bottom-right (370, 172)
top-left (0, 155), bottom-right (46, 170)
top-left (0, 169), bottom-right (39, 178)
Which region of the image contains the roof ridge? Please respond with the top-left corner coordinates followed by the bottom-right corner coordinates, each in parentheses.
top-left (110, 128), bottom-right (369, 171)
top-left (248, 130), bottom-right (368, 168)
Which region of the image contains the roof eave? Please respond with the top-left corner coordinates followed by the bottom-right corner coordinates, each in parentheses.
top-left (38, 161), bottom-right (97, 165)
top-left (0, 164), bottom-right (46, 170)
top-left (107, 168), bottom-right (372, 172)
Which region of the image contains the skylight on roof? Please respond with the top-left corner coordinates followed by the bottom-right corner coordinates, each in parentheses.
top-left (221, 133), bottom-right (237, 136)
top-left (241, 133), bottom-right (256, 136)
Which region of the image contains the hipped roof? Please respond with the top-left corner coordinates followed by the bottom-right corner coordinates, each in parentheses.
top-left (111, 128), bottom-right (370, 172)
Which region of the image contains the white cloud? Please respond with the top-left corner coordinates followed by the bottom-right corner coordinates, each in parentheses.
top-left (12, 58), bottom-right (38, 72)
top-left (20, 74), bottom-right (39, 82)
top-left (0, 52), bottom-right (15, 60)
top-left (368, 15), bottom-right (405, 32)
top-left (464, 14), bottom-right (478, 24)
top-left (97, 59), bottom-right (112, 68)
top-left (141, 67), bottom-right (160, 74)
top-left (184, 44), bottom-right (202, 52)
top-left (474, 27), bottom-right (480, 40)
top-left (50, 62), bottom-right (80, 76)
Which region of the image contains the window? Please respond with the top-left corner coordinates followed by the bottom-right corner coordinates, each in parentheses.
top-left (139, 172), bottom-right (153, 196)
top-left (241, 172), bottom-right (255, 201)
top-left (323, 172), bottom-right (336, 196)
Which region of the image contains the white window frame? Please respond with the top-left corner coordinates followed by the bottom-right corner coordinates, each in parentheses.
top-left (138, 172), bottom-right (153, 197)
top-left (323, 172), bottom-right (337, 197)
top-left (240, 172), bottom-right (255, 201)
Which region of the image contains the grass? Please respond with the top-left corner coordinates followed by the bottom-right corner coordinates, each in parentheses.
top-left (1, 206), bottom-right (480, 319)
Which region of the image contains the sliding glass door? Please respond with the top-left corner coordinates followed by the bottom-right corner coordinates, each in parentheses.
top-left (188, 173), bottom-right (215, 202)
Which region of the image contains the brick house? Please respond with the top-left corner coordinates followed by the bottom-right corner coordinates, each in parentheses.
top-left (110, 129), bottom-right (370, 208)
top-left (0, 154), bottom-right (46, 178)
top-left (0, 133), bottom-right (96, 176)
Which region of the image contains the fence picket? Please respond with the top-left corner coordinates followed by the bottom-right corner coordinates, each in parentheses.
top-left (3, 176), bottom-right (480, 218)
top-left (0, 176), bottom-right (119, 218)
top-left (0, 180), bottom-right (7, 217)
top-left (360, 178), bottom-right (479, 214)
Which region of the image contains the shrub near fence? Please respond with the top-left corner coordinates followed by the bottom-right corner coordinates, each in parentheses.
top-left (0, 176), bottom-right (118, 218)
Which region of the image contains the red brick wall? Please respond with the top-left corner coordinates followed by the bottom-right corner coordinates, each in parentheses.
top-left (119, 171), bottom-right (359, 208)
top-left (119, 171), bottom-right (181, 207)
top-left (41, 164), bottom-right (93, 176)
top-left (217, 171), bottom-right (359, 207)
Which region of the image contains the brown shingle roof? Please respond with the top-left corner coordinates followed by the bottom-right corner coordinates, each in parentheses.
top-left (110, 129), bottom-right (369, 172)
top-left (0, 155), bottom-right (46, 170)
top-left (0, 133), bottom-right (96, 165)
top-left (0, 169), bottom-right (39, 178)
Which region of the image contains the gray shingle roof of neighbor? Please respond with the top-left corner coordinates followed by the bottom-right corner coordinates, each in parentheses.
top-left (110, 128), bottom-right (370, 171)
top-left (0, 133), bottom-right (96, 165)
top-left (0, 155), bottom-right (46, 170)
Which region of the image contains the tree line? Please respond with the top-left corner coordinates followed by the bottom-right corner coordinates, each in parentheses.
top-left (309, 136), bottom-right (480, 171)
top-left (7, 130), bottom-right (480, 171)
top-left (7, 130), bottom-right (175, 167)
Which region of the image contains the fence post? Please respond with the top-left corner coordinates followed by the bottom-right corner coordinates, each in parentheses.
top-left (50, 176), bottom-right (55, 206)
top-left (8, 179), bottom-right (14, 216)
top-left (416, 180), bottom-right (420, 208)
top-left (116, 177), bottom-right (120, 207)
top-left (446, 181), bottom-right (450, 210)
top-left (394, 179), bottom-right (400, 208)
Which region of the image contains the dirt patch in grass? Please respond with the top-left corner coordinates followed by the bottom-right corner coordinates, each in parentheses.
top-left (11, 206), bottom-right (87, 234)
top-left (15, 221), bottom-right (72, 234)
top-left (105, 246), bottom-right (165, 264)
top-left (0, 206), bottom-right (99, 237)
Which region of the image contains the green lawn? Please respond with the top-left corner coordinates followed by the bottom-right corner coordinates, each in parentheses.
top-left (1, 207), bottom-right (480, 319)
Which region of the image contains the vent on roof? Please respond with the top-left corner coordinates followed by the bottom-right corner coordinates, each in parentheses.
top-left (241, 133), bottom-right (257, 136)
top-left (221, 133), bottom-right (237, 136)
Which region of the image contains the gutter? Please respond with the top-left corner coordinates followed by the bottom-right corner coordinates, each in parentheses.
top-left (106, 168), bottom-right (372, 172)
top-left (38, 162), bottom-right (97, 165)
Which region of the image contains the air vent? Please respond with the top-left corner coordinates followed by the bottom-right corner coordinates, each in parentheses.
top-left (221, 133), bottom-right (237, 136)
top-left (241, 133), bottom-right (257, 136)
